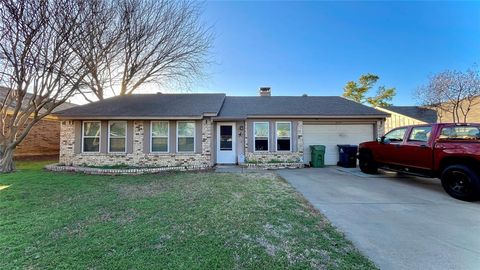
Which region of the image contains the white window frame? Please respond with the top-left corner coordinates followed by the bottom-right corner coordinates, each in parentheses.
top-left (253, 121), bottom-right (269, 152)
top-left (150, 121), bottom-right (169, 153)
top-left (82, 121), bottom-right (101, 153)
top-left (176, 121), bottom-right (196, 153)
top-left (108, 121), bottom-right (127, 153)
top-left (275, 121), bottom-right (292, 152)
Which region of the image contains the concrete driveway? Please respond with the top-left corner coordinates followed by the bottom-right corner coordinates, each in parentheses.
top-left (277, 167), bottom-right (480, 270)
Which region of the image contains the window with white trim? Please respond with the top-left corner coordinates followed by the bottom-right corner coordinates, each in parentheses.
top-left (276, 122), bottom-right (291, 151)
top-left (254, 122), bottom-right (269, 151)
top-left (108, 121), bottom-right (126, 153)
top-left (151, 121), bottom-right (169, 152)
top-left (82, 121), bottom-right (101, 152)
top-left (177, 122), bottom-right (195, 152)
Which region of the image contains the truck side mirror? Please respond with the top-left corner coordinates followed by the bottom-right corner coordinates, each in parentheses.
top-left (378, 136), bottom-right (388, 143)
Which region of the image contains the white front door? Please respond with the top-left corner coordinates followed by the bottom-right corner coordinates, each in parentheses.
top-left (217, 123), bottom-right (236, 164)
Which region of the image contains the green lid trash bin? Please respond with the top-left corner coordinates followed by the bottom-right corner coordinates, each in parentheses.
top-left (310, 145), bottom-right (326, 168)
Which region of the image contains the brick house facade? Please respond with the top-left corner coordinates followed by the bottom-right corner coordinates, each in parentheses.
top-left (15, 118), bottom-right (61, 158)
top-left (0, 87), bottom-right (76, 159)
top-left (59, 118), bottom-right (306, 167)
top-left (55, 89), bottom-right (388, 167)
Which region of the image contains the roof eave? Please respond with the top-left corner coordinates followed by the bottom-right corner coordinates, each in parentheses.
top-left (56, 115), bottom-right (205, 120)
top-left (244, 114), bottom-right (389, 119)
top-left (212, 116), bottom-right (247, 121)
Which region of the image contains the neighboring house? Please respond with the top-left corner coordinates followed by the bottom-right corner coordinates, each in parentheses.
top-left (376, 106), bottom-right (437, 132)
top-left (0, 87), bottom-right (76, 159)
top-left (54, 88), bottom-right (388, 167)
top-left (433, 96), bottom-right (480, 123)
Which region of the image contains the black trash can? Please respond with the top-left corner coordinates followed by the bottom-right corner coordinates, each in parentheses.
top-left (337, 145), bottom-right (358, 168)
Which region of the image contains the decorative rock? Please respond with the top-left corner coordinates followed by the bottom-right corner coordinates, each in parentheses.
top-left (44, 163), bottom-right (210, 175)
top-left (244, 162), bottom-right (304, 170)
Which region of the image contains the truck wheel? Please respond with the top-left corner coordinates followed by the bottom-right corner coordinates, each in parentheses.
top-left (359, 151), bottom-right (378, 174)
top-left (441, 165), bottom-right (480, 201)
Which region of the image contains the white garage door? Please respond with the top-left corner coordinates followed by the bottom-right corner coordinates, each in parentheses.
top-left (303, 124), bottom-right (374, 165)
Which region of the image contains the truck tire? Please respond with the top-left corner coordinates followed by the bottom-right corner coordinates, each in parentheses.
top-left (359, 151), bottom-right (378, 174)
top-left (441, 164), bottom-right (480, 201)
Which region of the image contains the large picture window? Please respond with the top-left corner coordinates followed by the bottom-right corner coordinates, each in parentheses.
top-left (177, 122), bottom-right (195, 152)
top-left (108, 121), bottom-right (126, 153)
top-left (151, 121), bottom-right (169, 152)
top-left (254, 122), bottom-right (269, 151)
top-left (276, 122), bottom-right (291, 151)
top-left (82, 121), bottom-right (101, 152)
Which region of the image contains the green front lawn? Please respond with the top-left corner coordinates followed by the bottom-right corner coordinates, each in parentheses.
top-left (0, 161), bottom-right (376, 269)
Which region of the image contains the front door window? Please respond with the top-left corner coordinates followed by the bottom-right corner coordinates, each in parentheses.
top-left (220, 125), bottom-right (233, 151)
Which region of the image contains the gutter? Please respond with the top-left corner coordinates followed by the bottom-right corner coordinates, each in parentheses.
top-left (55, 115), bottom-right (205, 120)
top-left (243, 114), bottom-right (388, 119)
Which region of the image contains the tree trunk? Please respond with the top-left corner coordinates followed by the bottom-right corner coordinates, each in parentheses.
top-left (0, 147), bottom-right (16, 173)
top-left (120, 80), bottom-right (128, 96)
top-left (455, 106), bottom-right (461, 123)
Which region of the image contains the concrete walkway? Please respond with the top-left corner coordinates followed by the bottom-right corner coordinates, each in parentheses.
top-left (277, 167), bottom-right (480, 270)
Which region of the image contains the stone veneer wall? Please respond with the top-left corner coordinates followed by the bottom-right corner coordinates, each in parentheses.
top-left (244, 120), bottom-right (304, 163)
top-left (59, 119), bottom-right (214, 167)
top-left (375, 120), bottom-right (386, 137)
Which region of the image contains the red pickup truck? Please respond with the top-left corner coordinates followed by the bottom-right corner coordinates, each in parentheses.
top-left (358, 123), bottom-right (480, 201)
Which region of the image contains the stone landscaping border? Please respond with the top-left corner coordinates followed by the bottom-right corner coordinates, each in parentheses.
top-left (45, 163), bottom-right (210, 175)
top-left (243, 162), bottom-right (304, 169)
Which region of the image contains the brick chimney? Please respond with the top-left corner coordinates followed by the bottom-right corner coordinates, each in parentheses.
top-left (259, 87), bottom-right (271, 97)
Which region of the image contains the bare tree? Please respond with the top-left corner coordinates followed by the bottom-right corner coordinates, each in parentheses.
top-left (74, 0), bottom-right (121, 102)
top-left (79, 0), bottom-right (212, 100)
top-left (0, 0), bottom-right (90, 172)
top-left (416, 66), bottom-right (480, 123)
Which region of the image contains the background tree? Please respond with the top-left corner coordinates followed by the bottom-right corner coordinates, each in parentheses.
top-left (78, 0), bottom-right (212, 101)
top-left (0, 0), bottom-right (90, 172)
top-left (342, 73), bottom-right (396, 107)
top-left (416, 66), bottom-right (480, 123)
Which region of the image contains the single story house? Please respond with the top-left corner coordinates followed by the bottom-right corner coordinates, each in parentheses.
top-left (376, 106), bottom-right (437, 132)
top-left (0, 86), bottom-right (76, 159)
top-left (54, 88), bottom-right (389, 167)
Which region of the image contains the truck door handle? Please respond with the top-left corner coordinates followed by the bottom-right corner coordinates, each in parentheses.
top-left (420, 144), bottom-right (427, 148)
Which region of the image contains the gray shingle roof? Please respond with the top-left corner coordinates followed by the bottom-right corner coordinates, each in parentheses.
top-left (382, 106), bottom-right (437, 123)
top-left (0, 86), bottom-right (77, 113)
top-left (54, 93), bottom-right (388, 119)
top-left (55, 93), bottom-right (226, 118)
top-left (216, 96), bottom-right (388, 118)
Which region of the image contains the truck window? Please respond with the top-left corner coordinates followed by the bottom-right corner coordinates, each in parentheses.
top-left (408, 126), bottom-right (432, 142)
top-left (439, 126), bottom-right (480, 140)
top-left (385, 128), bottom-right (407, 142)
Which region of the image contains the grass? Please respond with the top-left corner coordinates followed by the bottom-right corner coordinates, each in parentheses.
top-left (0, 161), bottom-right (376, 269)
